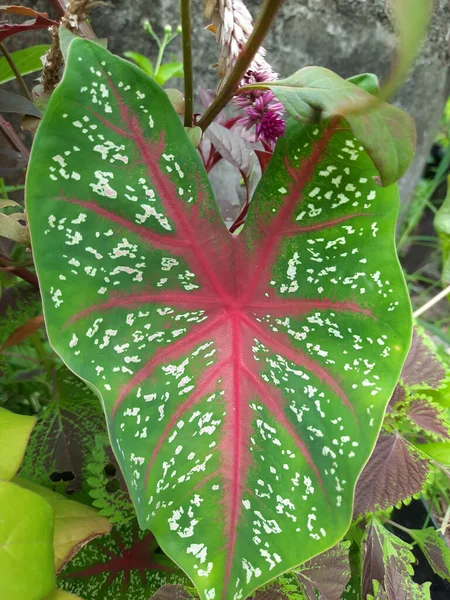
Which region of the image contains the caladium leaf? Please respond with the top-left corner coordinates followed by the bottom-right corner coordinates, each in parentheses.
top-left (353, 433), bottom-right (429, 517)
top-left (58, 520), bottom-right (189, 599)
top-left (26, 38), bottom-right (412, 599)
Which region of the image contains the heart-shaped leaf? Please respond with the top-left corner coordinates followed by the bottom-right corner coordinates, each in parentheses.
top-left (26, 39), bottom-right (412, 599)
top-left (0, 479), bottom-right (55, 600)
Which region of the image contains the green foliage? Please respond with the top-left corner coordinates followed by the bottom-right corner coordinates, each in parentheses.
top-left (434, 176), bottom-right (450, 286)
top-left (0, 406), bottom-right (36, 479)
top-left (125, 19), bottom-right (183, 85)
top-left (256, 67), bottom-right (415, 186)
top-left (0, 479), bottom-right (56, 600)
top-left (0, 44), bottom-right (50, 84)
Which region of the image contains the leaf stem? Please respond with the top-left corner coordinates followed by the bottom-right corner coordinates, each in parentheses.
top-left (0, 41), bottom-right (33, 102)
top-left (383, 517), bottom-right (413, 536)
top-left (180, 0), bottom-right (194, 128)
top-left (413, 282), bottom-right (450, 319)
top-left (0, 256), bottom-right (39, 289)
top-left (197, 0), bottom-right (284, 132)
top-left (0, 115), bottom-right (29, 156)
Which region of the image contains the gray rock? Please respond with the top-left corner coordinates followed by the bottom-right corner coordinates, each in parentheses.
top-left (6, 0), bottom-right (450, 219)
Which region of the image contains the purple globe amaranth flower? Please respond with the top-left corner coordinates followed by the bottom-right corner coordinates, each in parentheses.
top-left (237, 90), bottom-right (286, 149)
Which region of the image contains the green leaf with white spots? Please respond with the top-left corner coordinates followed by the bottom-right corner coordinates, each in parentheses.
top-left (26, 38), bottom-right (412, 599)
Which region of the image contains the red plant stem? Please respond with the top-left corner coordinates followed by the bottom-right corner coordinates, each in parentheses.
top-left (0, 256), bottom-right (39, 289)
top-left (197, 0), bottom-right (285, 132)
top-left (0, 115), bottom-right (29, 156)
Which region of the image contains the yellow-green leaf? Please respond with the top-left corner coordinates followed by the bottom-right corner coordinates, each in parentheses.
top-left (14, 477), bottom-right (112, 571)
top-left (0, 407), bottom-right (36, 480)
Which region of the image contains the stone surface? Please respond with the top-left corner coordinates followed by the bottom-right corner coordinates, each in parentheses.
top-left (5, 0), bottom-right (450, 217)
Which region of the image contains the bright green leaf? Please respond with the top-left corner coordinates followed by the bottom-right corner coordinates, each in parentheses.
top-left (14, 477), bottom-right (112, 571)
top-left (185, 126), bottom-right (202, 148)
top-left (124, 51), bottom-right (154, 76)
top-left (434, 175), bottom-right (450, 286)
top-left (155, 62), bottom-right (183, 85)
top-left (26, 39), bottom-right (412, 599)
top-left (260, 67), bottom-right (416, 186)
top-left (347, 73), bottom-right (380, 96)
top-left (0, 479), bottom-right (55, 600)
top-left (413, 440), bottom-right (450, 466)
top-left (0, 44), bottom-right (49, 84)
top-left (0, 406), bottom-right (36, 480)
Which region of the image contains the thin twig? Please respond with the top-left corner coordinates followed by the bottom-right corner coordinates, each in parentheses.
top-left (0, 41), bottom-right (33, 101)
top-left (0, 256), bottom-right (39, 289)
top-left (181, 0), bottom-right (194, 128)
top-left (197, 0), bottom-right (284, 132)
top-left (413, 283), bottom-right (450, 319)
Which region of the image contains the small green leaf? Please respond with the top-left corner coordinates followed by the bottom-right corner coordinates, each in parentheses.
top-left (0, 44), bottom-right (49, 84)
top-left (347, 73), bottom-right (380, 96)
top-left (262, 67), bottom-right (415, 186)
top-left (185, 126), bottom-right (202, 148)
top-left (14, 477), bottom-right (112, 571)
top-left (124, 51), bottom-right (154, 76)
top-left (0, 479), bottom-right (55, 600)
top-left (155, 61), bottom-right (184, 85)
top-left (0, 407), bottom-right (36, 480)
top-left (434, 176), bottom-right (450, 286)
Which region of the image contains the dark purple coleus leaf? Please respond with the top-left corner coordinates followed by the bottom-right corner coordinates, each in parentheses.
top-left (407, 528), bottom-right (450, 582)
top-left (58, 520), bottom-right (189, 599)
top-left (20, 368), bottom-right (107, 494)
top-left (400, 331), bottom-right (447, 390)
top-left (362, 519), bottom-right (431, 600)
top-left (26, 38), bottom-right (412, 598)
top-left (353, 433), bottom-right (429, 516)
top-left (297, 541), bottom-right (351, 600)
top-left (405, 397), bottom-right (450, 440)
